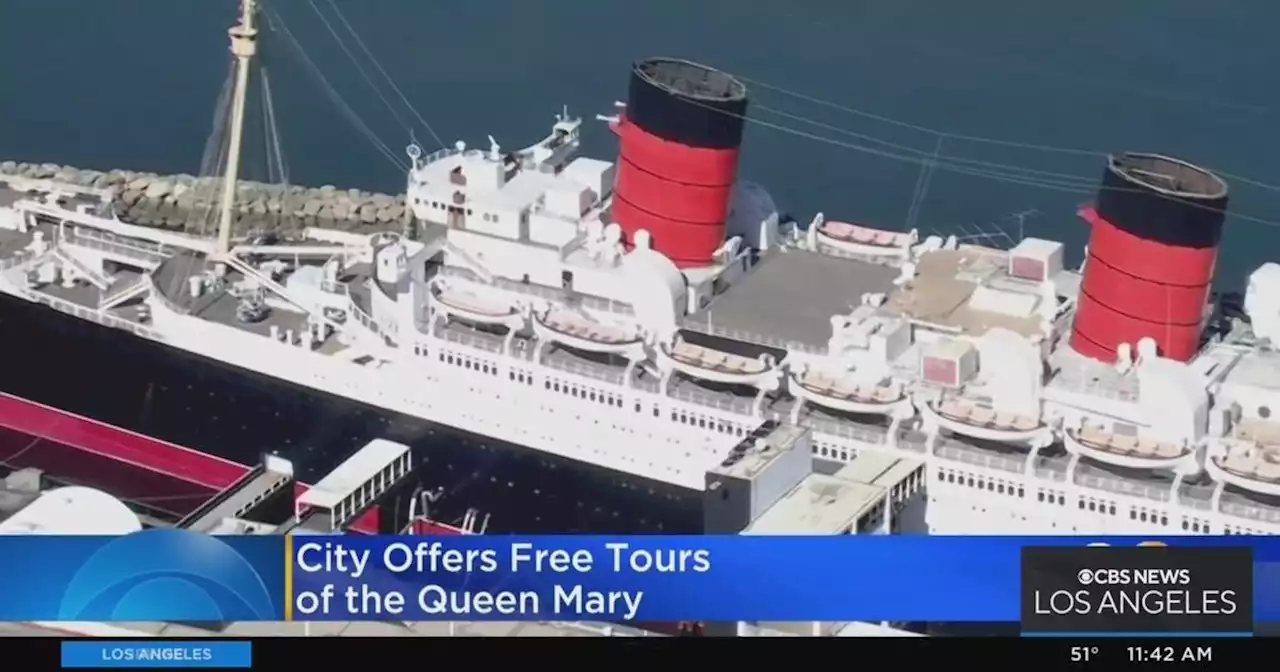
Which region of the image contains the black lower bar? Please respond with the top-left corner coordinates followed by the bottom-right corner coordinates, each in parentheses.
top-left (26, 635), bottom-right (1266, 669)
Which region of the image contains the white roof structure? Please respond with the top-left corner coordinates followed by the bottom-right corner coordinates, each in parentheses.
top-left (296, 438), bottom-right (410, 510)
top-left (0, 486), bottom-right (141, 535)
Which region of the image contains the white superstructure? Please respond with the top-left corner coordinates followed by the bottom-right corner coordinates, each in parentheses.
top-left (0, 4), bottom-right (1274, 539)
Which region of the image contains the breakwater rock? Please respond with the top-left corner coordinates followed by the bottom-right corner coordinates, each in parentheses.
top-left (0, 160), bottom-right (410, 235)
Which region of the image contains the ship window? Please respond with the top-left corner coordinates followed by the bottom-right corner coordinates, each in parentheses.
top-left (1140, 512), bottom-right (1148, 522)
top-left (840, 451), bottom-right (849, 461)
top-left (1078, 500), bottom-right (1085, 510)
top-left (653, 408), bottom-right (659, 417)
top-left (1131, 510), bottom-right (1138, 520)
top-left (1037, 491), bottom-right (1044, 502)
top-left (1192, 522), bottom-right (1201, 532)
top-left (966, 477), bottom-right (974, 487)
top-left (1057, 495), bottom-right (1065, 505)
top-left (1088, 501), bottom-right (1096, 511)
top-left (1108, 504), bottom-right (1115, 515)
top-left (1260, 406), bottom-right (1272, 419)
top-left (997, 484), bottom-right (1005, 494)
top-left (1160, 515), bottom-right (1168, 526)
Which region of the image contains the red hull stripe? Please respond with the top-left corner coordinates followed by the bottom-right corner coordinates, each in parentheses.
top-left (0, 391), bottom-right (245, 489)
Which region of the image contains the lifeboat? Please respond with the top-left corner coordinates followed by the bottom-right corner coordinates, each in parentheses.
top-left (1064, 424), bottom-right (1194, 471)
top-left (922, 396), bottom-right (1049, 444)
top-left (814, 221), bottom-right (913, 259)
top-left (428, 279), bottom-right (525, 330)
top-left (789, 369), bottom-right (911, 418)
top-left (532, 306), bottom-right (643, 356)
top-left (657, 338), bottom-right (779, 386)
top-left (1206, 421), bottom-right (1280, 496)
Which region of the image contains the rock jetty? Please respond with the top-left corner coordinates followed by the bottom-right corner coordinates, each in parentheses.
top-left (0, 160), bottom-right (410, 235)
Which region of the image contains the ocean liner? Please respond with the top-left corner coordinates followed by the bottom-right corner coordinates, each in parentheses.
top-left (1, 0), bottom-right (1279, 538)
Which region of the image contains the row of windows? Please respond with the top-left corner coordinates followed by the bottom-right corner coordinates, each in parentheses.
top-left (939, 468), bottom-right (1236, 533)
top-left (413, 197), bottom-right (472, 216)
top-left (431, 344), bottom-right (749, 437)
top-left (815, 443), bottom-right (853, 462)
top-left (412, 196), bottom-right (525, 226)
top-left (939, 470), bottom-right (1027, 499)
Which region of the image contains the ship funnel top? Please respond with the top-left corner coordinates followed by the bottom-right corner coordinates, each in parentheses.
top-left (1108, 153), bottom-right (1228, 201)
top-left (634, 58), bottom-right (747, 103)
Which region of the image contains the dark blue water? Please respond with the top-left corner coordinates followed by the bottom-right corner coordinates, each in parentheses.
top-left (2, 0), bottom-right (1277, 288)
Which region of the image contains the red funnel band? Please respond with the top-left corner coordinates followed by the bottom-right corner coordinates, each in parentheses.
top-left (1071, 207), bottom-right (1218, 362)
top-left (1079, 207), bottom-right (1218, 285)
top-left (613, 117), bottom-right (740, 268)
top-left (1078, 254), bottom-right (1210, 326)
top-left (1071, 297), bottom-right (1204, 362)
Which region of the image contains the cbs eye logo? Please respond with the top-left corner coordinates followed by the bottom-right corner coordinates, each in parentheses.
top-left (57, 529), bottom-right (278, 621)
top-left (1087, 542), bottom-right (1169, 548)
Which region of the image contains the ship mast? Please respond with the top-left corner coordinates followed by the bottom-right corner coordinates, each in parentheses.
top-left (215, 0), bottom-right (259, 260)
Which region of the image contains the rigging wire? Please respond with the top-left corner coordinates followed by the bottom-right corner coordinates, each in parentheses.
top-left (676, 92), bottom-right (1280, 229)
top-left (260, 64), bottom-right (291, 228)
top-left (264, 6), bottom-right (404, 169)
top-left (739, 75), bottom-right (1280, 194)
top-left (319, 0), bottom-right (447, 150)
top-left (167, 59), bottom-right (236, 298)
top-left (302, 0), bottom-right (414, 136)
top-left (754, 102), bottom-right (1095, 185)
top-left (905, 136), bottom-right (944, 231)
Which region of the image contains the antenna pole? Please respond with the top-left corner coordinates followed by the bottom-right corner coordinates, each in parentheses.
top-left (216, 0), bottom-right (259, 259)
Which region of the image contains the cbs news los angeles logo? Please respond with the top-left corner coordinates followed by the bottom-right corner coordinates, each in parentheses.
top-left (1021, 541), bottom-right (1253, 635)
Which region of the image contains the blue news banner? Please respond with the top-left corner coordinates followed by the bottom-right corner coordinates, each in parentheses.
top-left (0, 529), bottom-right (1278, 623)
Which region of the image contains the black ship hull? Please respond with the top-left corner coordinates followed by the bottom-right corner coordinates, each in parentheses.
top-left (0, 292), bottom-right (703, 533)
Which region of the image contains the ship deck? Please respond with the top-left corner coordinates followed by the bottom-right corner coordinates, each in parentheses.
top-left (0, 178), bottom-right (381, 353)
top-left (680, 249), bottom-right (900, 351)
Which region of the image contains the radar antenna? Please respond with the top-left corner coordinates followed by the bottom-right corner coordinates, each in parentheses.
top-left (215, 0), bottom-right (260, 260)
